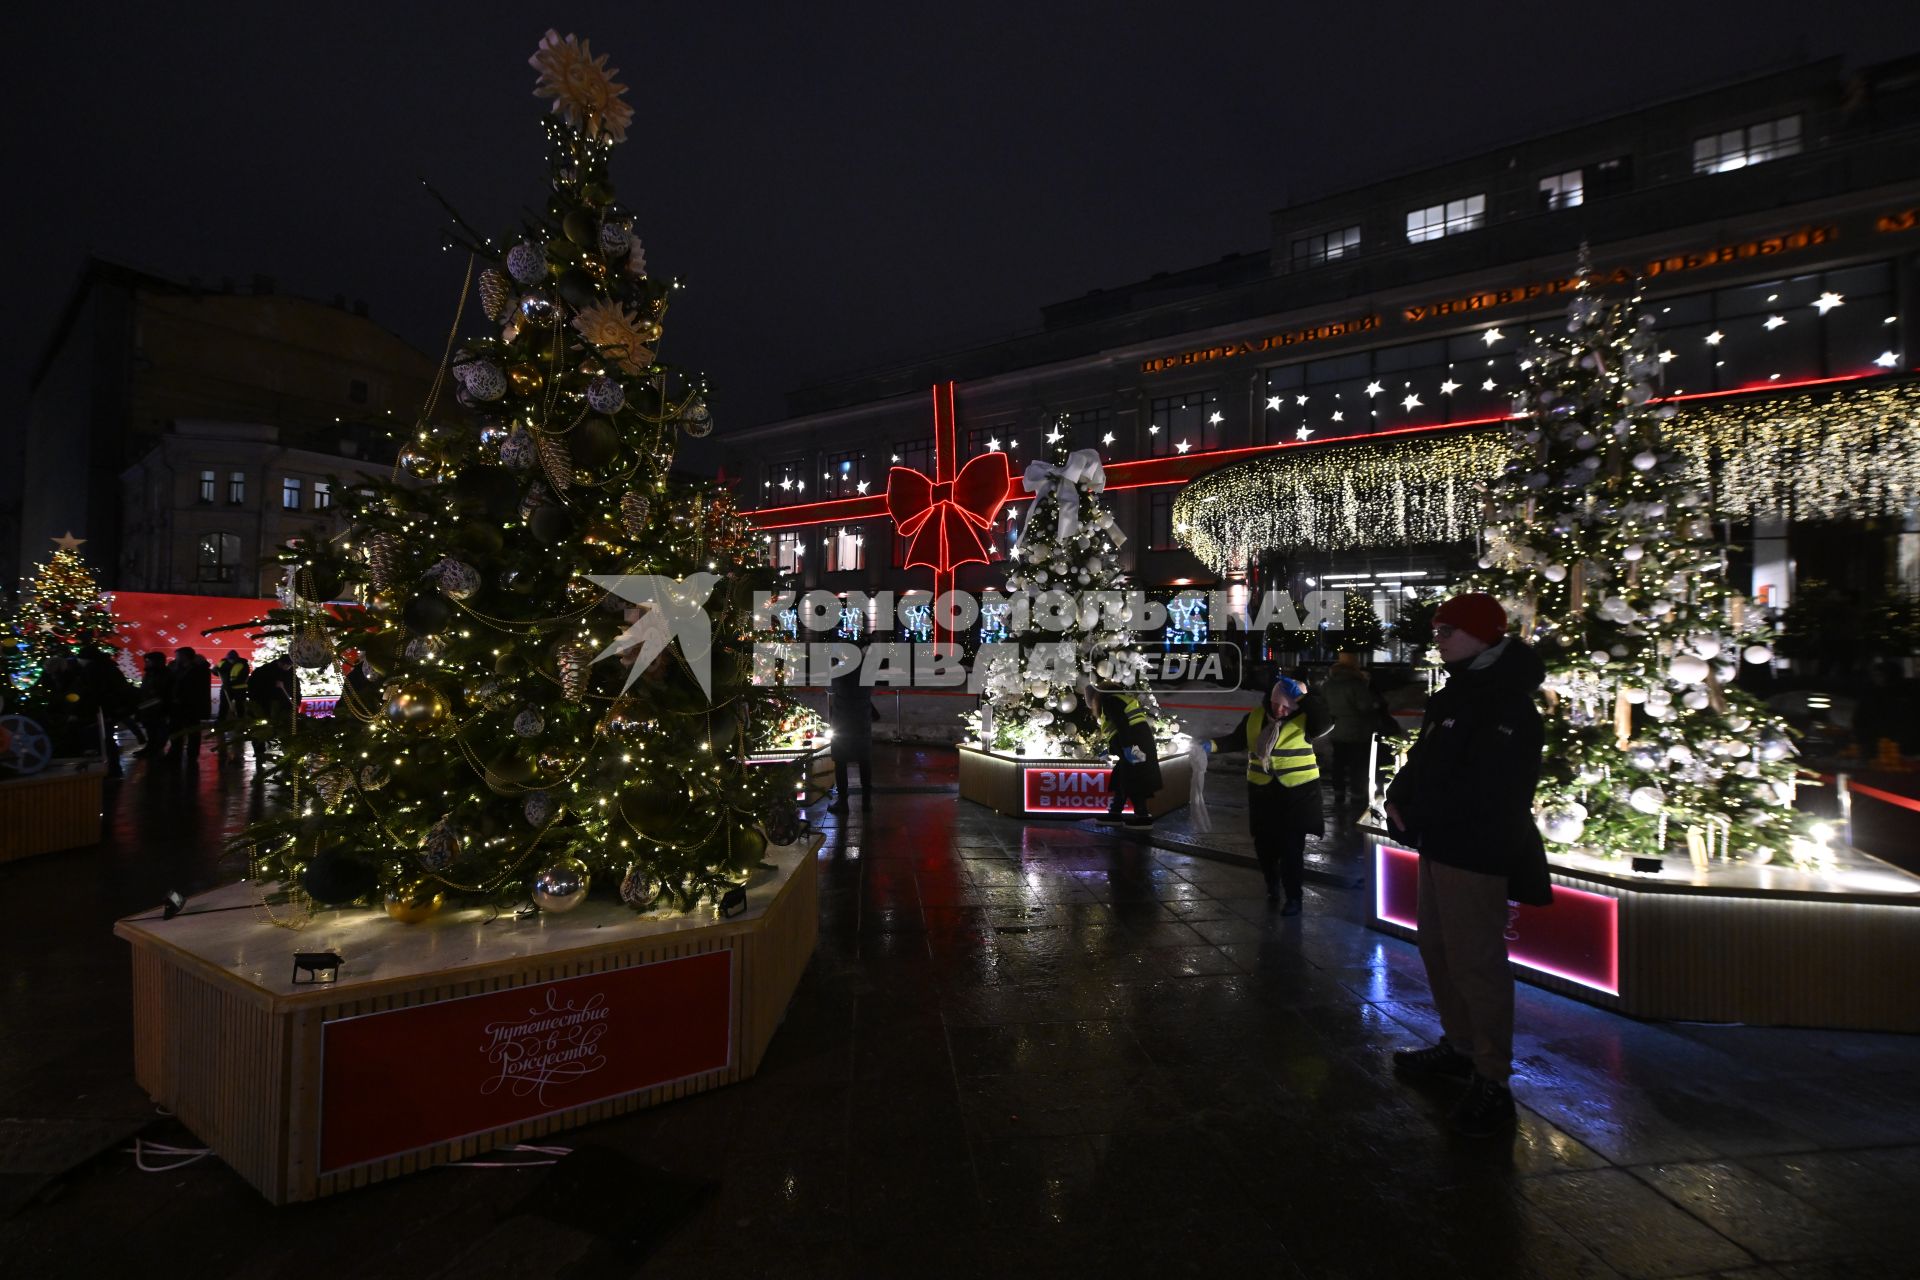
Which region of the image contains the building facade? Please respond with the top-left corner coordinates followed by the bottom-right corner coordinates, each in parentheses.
top-left (7, 259), bottom-right (437, 591)
top-left (118, 420), bottom-right (399, 599)
top-left (718, 56), bottom-right (1920, 658)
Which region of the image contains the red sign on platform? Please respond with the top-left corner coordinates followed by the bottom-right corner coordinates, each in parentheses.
top-left (1024, 766), bottom-right (1133, 815)
top-left (1373, 844), bottom-right (1620, 996)
top-left (319, 950), bottom-right (734, 1173)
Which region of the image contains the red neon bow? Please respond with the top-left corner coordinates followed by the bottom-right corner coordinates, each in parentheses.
top-left (884, 452), bottom-right (1009, 572)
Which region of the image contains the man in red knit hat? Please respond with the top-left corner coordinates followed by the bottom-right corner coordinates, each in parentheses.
top-left (1385, 591), bottom-right (1551, 1136)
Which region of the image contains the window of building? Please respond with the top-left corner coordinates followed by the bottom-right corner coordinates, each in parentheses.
top-left (313, 480), bottom-right (332, 510)
top-left (1587, 155), bottom-right (1632, 199)
top-left (893, 439), bottom-right (932, 477)
top-left (197, 470), bottom-right (216, 504)
top-left (1147, 492), bottom-right (1178, 550)
top-left (965, 426), bottom-right (1015, 457)
top-left (1692, 114), bottom-right (1802, 175)
top-left (822, 450), bottom-right (866, 500)
top-left (1405, 194), bottom-right (1485, 243)
top-left (1063, 406), bottom-right (1114, 453)
top-left (349, 378), bottom-right (369, 405)
top-left (1148, 389), bottom-right (1222, 457)
top-left (826, 525), bottom-right (865, 572)
top-left (762, 459), bottom-right (807, 505)
top-left (227, 471), bottom-right (246, 505)
top-left (1290, 225), bottom-right (1362, 268)
top-left (281, 477), bottom-right (302, 510)
top-left (1538, 169), bottom-right (1583, 210)
top-left (196, 532), bottom-right (240, 584)
top-left (771, 530), bottom-right (804, 575)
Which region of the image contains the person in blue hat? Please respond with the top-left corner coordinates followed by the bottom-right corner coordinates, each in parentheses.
top-left (1201, 673), bottom-right (1331, 913)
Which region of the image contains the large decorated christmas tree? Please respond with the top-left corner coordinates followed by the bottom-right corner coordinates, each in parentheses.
top-left (1477, 253), bottom-right (1814, 867)
top-left (7, 537), bottom-right (117, 691)
top-left (973, 425), bottom-right (1162, 755)
top-left (243, 31), bottom-right (799, 916)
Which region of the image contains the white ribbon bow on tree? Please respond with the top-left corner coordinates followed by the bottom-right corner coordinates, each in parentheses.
top-left (1021, 448), bottom-right (1125, 545)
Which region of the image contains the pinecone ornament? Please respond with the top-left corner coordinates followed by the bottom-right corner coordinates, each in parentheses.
top-left (556, 644), bottom-right (591, 701)
top-left (620, 491), bottom-right (651, 537)
top-left (537, 429), bottom-right (573, 495)
top-left (365, 532), bottom-right (403, 592)
top-left (478, 267), bottom-right (513, 322)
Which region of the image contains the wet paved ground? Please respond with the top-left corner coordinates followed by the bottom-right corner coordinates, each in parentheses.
top-left (2, 742), bottom-right (1917, 1278)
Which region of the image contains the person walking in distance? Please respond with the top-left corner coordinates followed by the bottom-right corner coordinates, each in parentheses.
top-left (826, 648), bottom-right (876, 816)
top-left (1200, 674), bottom-right (1330, 914)
top-left (135, 651), bottom-right (172, 757)
top-left (1096, 686), bottom-right (1160, 827)
top-left (164, 647), bottom-right (213, 765)
top-left (1385, 592), bottom-right (1551, 1137)
top-left (216, 650), bottom-right (251, 762)
top-left (1320, 652), bottom-right (1378, 808)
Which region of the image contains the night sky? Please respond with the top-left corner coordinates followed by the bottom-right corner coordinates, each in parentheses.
top-left (9, 1), bottom-right (1919, 438)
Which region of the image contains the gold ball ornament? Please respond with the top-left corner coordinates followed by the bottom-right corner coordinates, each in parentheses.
top-left (384, 680), bottom-right (451, 733)
top-left (384, 880), bottom-right (445, 923)
top-left (506, 364), bottom-right (544, 395)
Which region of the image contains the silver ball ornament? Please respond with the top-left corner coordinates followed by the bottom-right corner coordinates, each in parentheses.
top-left (531, 858), bottom-right (592, 912)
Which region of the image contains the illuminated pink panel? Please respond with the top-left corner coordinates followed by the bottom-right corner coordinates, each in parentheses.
top-left (1373, 843), bottom-right (1621, 997)
top-left (1023, 766), bottom-right (1134, 816)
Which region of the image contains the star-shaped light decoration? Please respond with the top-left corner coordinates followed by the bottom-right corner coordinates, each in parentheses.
top-left (1331, 411), bottom-right (1344, 423)
top-left (1148, 425), bottom-right (1160, 435)
top-left (1482, 328), bottom-right (1504, 346)
top-left (1875, 350), bottom-right (1901, 368)
top-left (1295, 394), bottom-right (1309, 406)
top-left (856, 480), bottom-right (870, 494)
top-left (1294, 426), bottom-right (1314, 440)
top-left (1764, 314), bottom-right (1787, 331)
top-left (1207, 411), bottom-right (1224, 426)
top-left (52, 532), bottom-right (86, 551)
top-left (1364, 381), bottom-right (1383, 397)
top-left (1482, 378), bottom-right (1496, 391)
top-left (1175, 440), bottom-right (1192, 454)
top-left (1264, 396), bottom-right (1282, 411)
top-left (1814, 291), bottom-right (1844, 315)
top-left (1706, 330), bottom-right (1725, 345)
top-left (1101, 432), bottom-right (1116, 446)
top-left (1401, 393), bottom-right (1423, 412)
top-left (1439, 379), bottom-right (1459, 396)
top-left (1658, 350), bottom-right (1676, 363)
top-left (1046, 427), bottom-right (1064, 444)
top-left (986, 437), bottom-right (1002, 453)
top-left (891, 453), bottom-right (902, 463)
top-left (780, 478), bottom-right (793, 490)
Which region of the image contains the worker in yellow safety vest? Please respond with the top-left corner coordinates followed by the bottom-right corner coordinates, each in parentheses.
top-left (1200, 674), bottom-right (1331, 913)
top-left (1095, 687), bottom-right (1161, 826)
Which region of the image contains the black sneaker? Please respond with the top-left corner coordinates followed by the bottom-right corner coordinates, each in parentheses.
top-left (1392, 1040), bottom-right (1473, 1081)
top-left (1452, 1074), bottom-right (1517, 1137)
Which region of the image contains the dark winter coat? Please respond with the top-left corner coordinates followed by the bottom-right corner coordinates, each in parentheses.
top-left (1320, 667), bottom-right (1378, 745)
top-left (827, 670), bottom-right (876, 763)
top-left (1385, 639), bottom-right (1552, 906)
top-left (1208, 693), bottom-right (1332, 839)
top-left (168, 655), bottom-right (214, 726)
top-left (253, 658), bottom-right (302, 722)
top-left (1098, 692), bottom-right (1162, 795)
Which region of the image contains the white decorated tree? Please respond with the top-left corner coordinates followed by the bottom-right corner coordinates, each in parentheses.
top-left (972, 422), bottom-right (1160, 756)
top-left (1478, 251), bottom-right (1814, 867)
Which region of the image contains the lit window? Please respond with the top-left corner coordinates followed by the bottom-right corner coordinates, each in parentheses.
top-left (826, 525), bottom-right (864, 572)
top-left (1692, 114), bottom-right (1802, 175)
top-left (196, 532), bottom-right (241, 584)
top-left (1290, 225), bottom-right (1362, 267)
top-left (772, 530), bottom-right (804, 575)
top-left (281, 477), bottom-right (302, 510)
top-left (313, 480), bottom-right (332, 510)
top-left (227, 471), bottom-right (245, 504)
top-left (1406, 194), bottom-right (1485, 243)
top-left (197, 470), bottom-right (216, 503)
top-left (1538, 169), bottom-right (1583, 210)
top-left (1149, 390), bottom-right (1222, 457)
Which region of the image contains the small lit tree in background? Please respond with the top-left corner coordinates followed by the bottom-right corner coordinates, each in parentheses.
top-left (1476, 251), bottom-right (1815, 866)
top-left (7, 538), bottom-right (117, 692)
top-left (239, 31), bottom-right (800, 917)
top-left (1337, 589), bottom-right (1386, 653)
top-left (974, 423), bottom-right (1161, 755)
